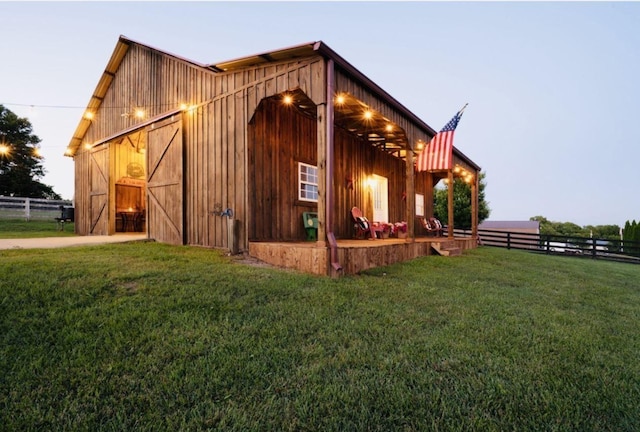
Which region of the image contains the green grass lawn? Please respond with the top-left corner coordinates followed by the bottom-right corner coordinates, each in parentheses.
top-left (1, 244), bottom-right (639, 431)
top-left (0, 219), bottom-right (76, 238)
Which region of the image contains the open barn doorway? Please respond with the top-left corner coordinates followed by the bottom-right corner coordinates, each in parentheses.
top-left (113, 130), bottom-right (147, 233)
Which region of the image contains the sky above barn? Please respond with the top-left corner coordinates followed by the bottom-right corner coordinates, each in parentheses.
top-left (1, 2), bottom-right (638, 227)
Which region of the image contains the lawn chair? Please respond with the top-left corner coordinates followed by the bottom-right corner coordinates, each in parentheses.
top-left (422, 217), bottom-right (443, 237)
top-left (302, 212), bottom-right (318, 241)
top-left (54, 206), bottom-right (75, 231)
top-left (351, 207), bottom-right (375, 239)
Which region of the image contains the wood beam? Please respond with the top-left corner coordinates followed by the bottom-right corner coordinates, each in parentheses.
top-left (405, 148), bottom-right (415, 241)
top-left (447, 169), bottom-right (454, 239)
top-left (316, 103), bottom-right (327, 247)
top-left (472, 174), bottom-right (479, 239)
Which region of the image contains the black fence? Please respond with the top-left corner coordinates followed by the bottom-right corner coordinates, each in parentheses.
top-left (453, 228), bottom-right (640, 265)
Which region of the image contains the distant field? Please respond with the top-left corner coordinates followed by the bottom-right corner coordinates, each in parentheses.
top-left (1, 244), bottom-right (639, 431)
top-left (0, 219), bottom-right (76, 238)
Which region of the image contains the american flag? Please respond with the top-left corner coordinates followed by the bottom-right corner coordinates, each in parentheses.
top-left (416, 105), bottom-right (467, 172)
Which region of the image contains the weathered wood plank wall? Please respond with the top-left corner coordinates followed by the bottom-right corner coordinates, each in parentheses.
top-left (249, 98), bottom-right (407, 241)
top-left (73, 41), bottom-right (466, 249)
top-left (75, 41), bottom-right (327, 251)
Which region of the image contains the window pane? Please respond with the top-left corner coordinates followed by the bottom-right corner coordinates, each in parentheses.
top-left (299, 162), bottom-right (318, 202)
top-left (415, 193), bottom-right (425, 216)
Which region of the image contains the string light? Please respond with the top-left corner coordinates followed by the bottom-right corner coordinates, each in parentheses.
top-left (282, 94), bottom-right (293, 105)
top-left (0, 144), bottom-right (9, 156)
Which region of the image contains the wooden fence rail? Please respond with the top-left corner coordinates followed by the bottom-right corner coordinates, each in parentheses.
top-left (453, 228), bottom-right (640, 265)
top-left (0, 196), bottom-right (73, 221)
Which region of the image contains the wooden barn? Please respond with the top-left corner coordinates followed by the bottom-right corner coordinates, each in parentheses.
top-left (66, 36), bottom-right (481, 276)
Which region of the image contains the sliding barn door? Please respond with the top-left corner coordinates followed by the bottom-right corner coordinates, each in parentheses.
top-left (89, 147), bottom-right (109, 235)
top-left (147, 120), bottom-right (184, 245)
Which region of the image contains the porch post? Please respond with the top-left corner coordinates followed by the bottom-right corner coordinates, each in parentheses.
top-left (471, 172), bottom-right (479, 239)
top-left (316, 102), bottom-right (327, 247)
top-left (447, 169), bottom-right (454, 239)
top-left (425, 173), bottom-right (434, 218)
top-left (405, 148), bottom-right (415, 241)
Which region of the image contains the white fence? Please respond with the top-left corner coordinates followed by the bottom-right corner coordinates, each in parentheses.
top-left (0, 196), bottom-right (73, 221)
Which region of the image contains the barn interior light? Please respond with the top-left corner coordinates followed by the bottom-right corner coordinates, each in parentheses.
top-left (335, 94), bottom-right (346, 105)
top-left (363, 110), bottom-right (373, 120)
top-left (385, 124), bottom-right (393, 132)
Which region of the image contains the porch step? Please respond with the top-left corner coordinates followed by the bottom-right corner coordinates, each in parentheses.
top-left (431, 241), bottom-right (462, 257)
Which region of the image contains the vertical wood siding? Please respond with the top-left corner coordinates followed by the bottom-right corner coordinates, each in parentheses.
top-left (75, 41), bottom-right (326, 251)
top-left (249, 99), bottom-right (407, 241)
top-left (73, 41), bottom-right (467, 252)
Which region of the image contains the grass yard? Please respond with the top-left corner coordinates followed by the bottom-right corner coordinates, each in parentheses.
top-left (1, 243), bottom-right (639, 431)
top-left (0, 219), bottom-right (76, 238)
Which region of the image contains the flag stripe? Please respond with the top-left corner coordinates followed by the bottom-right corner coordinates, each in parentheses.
top-left (416, 108), bottom-right (464, 172)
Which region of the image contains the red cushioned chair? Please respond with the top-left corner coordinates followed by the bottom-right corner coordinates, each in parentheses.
top-left (422, 217), bottom-right (444, 237)
top-left (351, 207), bottom-right (376, 239)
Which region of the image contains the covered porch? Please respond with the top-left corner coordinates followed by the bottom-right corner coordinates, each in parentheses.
top-left (249, 235), bottom-right (478, 276)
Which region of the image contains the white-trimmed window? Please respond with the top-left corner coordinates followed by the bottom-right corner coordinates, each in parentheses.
top-left (415, 193), bottom-right (425, 217)
top-left (298, 162), bottom-right (318, 202)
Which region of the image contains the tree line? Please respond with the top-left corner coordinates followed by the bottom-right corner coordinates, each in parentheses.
top-left (529, 215), bottom-right (621, 240)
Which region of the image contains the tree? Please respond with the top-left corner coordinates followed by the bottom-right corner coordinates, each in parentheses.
top-left (0, 105), bottom-right (60, 199)
top-left (622, 220), bottom-right (640, 257)
top-left (531, 216), bottom-right (622, 240)
top-left (433, 171), bottom-right (490, 229)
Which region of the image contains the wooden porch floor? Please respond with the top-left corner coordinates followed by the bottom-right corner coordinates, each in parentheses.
top-left (248, 235), bottom-right (478, 276)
